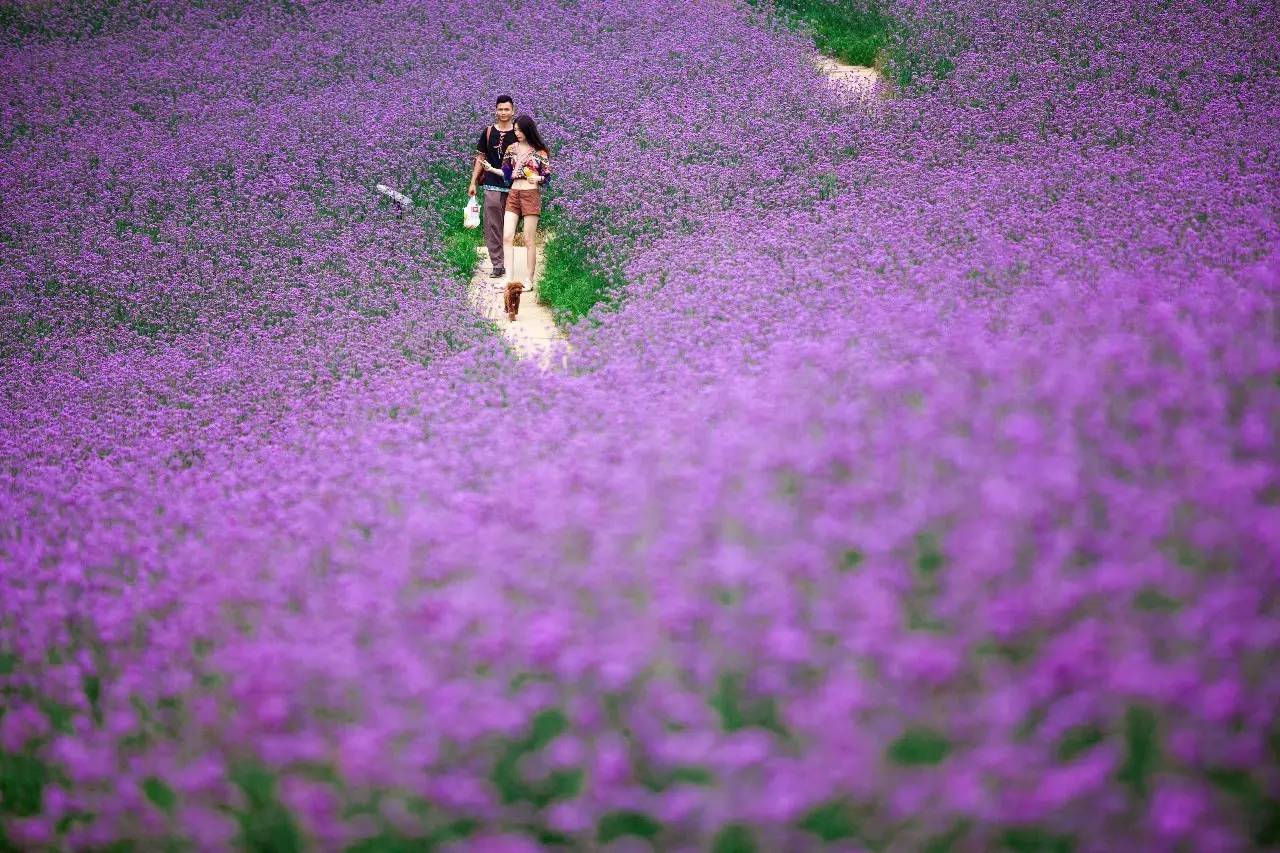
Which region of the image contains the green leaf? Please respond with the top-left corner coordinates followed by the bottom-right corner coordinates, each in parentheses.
top-left (83, 674), bottom-right (103, 725)
top-left (142, 776), bottom-right (177, 815)
top-left (597, 810), bottom-right (662, 844)
top-left (230, 762), bottom-right (303, 853)
top-left (0, 750), bottom-right (47, 816)
top-left (712, 823), bottom-right (757, 853)
top-left (1205, 767), bottom-right (1280, 846)
top-left (797, 799), bottom-right (861, 842)
top-left (925, 819), bottom-right (972, 853)
top-left (887, 727), bottom-right (951, 766)
top-left (710, 673), bottom-right (785, 734)
top-left (1001, 826), bottom-right (1076, 852)
top-left (1116, 705), bottom-right (1160, 798)
top-left (837, 549), bottom-right (864, 572)
top-left (915, 532), bottom-right (944, 577)
top-left (490, 708), bottom-right (579, 807)
top-left (1056, 724), bottom-right (1104, 762)
top-left (1132, 586), bottom-right (1180, 612)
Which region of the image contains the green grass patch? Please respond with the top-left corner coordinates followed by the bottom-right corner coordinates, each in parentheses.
top-left (410, 161), bottom-right (484, 283)
top-left (753, 0), bottom-right (890, 67)
top-left (536, 230), bottom-right (619, 325)
top-left (748, 0), bottom-right (969, 91)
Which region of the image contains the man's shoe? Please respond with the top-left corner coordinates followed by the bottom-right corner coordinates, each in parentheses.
top-left (489, 267), bottom-right (505, 278)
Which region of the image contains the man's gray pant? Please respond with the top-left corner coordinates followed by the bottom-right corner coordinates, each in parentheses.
top-left (483, 189), bottom-right (507, 272)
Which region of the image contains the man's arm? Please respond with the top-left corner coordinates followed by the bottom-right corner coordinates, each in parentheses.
top-left (468, 153), bottom-right (484, 196)
top-left (469, 129), bottom-right (487, 195)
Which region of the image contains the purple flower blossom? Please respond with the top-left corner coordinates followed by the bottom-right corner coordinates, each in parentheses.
top-left (1, 0), bottom-right (1278, 847)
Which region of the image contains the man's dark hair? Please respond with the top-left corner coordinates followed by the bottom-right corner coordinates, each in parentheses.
top-left (496, 95), bottom-right (514, 107)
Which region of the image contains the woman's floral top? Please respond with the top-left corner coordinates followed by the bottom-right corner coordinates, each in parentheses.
top-left (502, 146), bottom-right (551, 186)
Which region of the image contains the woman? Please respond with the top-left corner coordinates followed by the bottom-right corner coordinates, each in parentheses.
top-left (482, 114), bottom-right (550, 283)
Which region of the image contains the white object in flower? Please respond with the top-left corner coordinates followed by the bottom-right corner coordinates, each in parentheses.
top-left (375, 183), bottom-right (413, 208)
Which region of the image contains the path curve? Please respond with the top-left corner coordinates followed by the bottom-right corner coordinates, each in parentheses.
top-left (816, 53), bottom-right (886, 99)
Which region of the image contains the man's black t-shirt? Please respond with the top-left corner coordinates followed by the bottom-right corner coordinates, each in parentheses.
top-left (476, 125), bottom-right (517, 189)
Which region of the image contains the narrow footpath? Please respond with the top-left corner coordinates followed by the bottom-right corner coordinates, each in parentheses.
top-left (467, 237), bottom-right (569, 371)
top-left (816, 53), bottom-right (886, 104)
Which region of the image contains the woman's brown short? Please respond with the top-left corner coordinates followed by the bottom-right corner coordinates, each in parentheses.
top-left (505, 188), bottom-right (542, 217)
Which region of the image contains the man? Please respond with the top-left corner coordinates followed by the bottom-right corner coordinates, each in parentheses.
top-left (469, 95), bottom-right (517, 279)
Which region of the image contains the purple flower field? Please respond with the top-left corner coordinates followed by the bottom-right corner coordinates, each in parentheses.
top-left (2, 0), bottom-right (1278, 848)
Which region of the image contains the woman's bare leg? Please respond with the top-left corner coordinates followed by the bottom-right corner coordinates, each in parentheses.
top-left (502, 210), bottom-right (519, 281)
top-left (523, 215), bottom-right (540, 281)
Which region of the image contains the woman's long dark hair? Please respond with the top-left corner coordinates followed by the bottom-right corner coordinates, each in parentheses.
top-left (514, 114), bottom-right (549, 154)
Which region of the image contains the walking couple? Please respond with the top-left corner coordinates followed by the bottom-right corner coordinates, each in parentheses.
top-left (468, 95), bottom-right (551, 284)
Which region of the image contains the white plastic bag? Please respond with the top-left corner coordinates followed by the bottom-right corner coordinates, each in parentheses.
top-left (463, 194), bottom-right (481, 229)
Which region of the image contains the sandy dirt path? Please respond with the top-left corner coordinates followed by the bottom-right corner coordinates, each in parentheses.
top-left (467, 237), bottom-right (569, 370)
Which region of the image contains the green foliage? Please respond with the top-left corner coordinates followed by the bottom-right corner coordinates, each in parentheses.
top-left (914, 532), bottom-right (944, 577)
top-left (1001, 826), bottom-right (1076, 852)
top-left (756, 0), bottom-right (890, 67)
top-left (343, 818), bottom-right (481, 852)
top-left (712, 823), bottom-right (757, 853)
top-left (925, 820), bottom-right (973, 853)
top-left (230, 762), bottom-right (304, 853)
top-left (886, 727), bottom-right (951, 766)
top-left (797, 799), bottom-right (861, 842)
top-left (597, 810), bottom-right (663, 844)
top-left (414, 162), bottom-right (484, 283)
top-left (906, 532), bottom-right (948, 631)
top-left (537, 230), bottom-right (618, 325)
top-left (83, 674), bottom-right (104, 725)
top-left (710, 673), bottom-right (786, 735)
top-left (1116, 705), bottom-right (1159, 798)
top-left (490, 708), bottom-right (582, 809)
top-left (1132, 586), bottom-right (1180, 612)
top-left (838, 548), bottom-right (864, 572)
top-left (142, 776), bottom-right (178, 815)
top-left (0, 4), bottom-right (33, 37)
top-left (1206, 767), bottom-right (1280, 846)
top-left (1055, 724), bottom-right (1104, 762)
top-left (0, 750), bottom-right (47, 816)
top-left (641, 762), bottom-right (715, 792)
top-left (875, 8), bottom-right (970, 91)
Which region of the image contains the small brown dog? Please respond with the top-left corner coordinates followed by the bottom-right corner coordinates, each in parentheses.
top-left (503, 281), bottom-right (525, 321)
